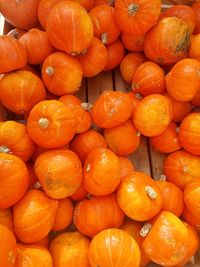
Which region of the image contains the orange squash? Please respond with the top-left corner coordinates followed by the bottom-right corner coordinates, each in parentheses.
top-left (77, 37), bottom-right (107, 77)
top-left (34, 149), bottom-right (83, 199)
top-left (189, 34), bottom-right (200, 60)
top-left (70, 129), bottom-right (107, 162)
top-left (118, 156), bottom-right (135, 179)
top-left (184, 181), bottom-right (200, 220)
top-left (70, 184), bottom-right (88, 201)
top-left (0, 36), bottom-right (27, 74)
top-left (59, 95), bottom-right (91, 134)
top-left (46, 1), bottom-right (94, 55)
top-left (182, 207), bottom-right (200, 233)
top-left (7, 28), bottom-right (26, 39)
top-left (103, 119), bottom-right (140, 156)
top-left (27, 100), bottom-right (76, 148)
top-left (89, 228), bottom-right (141, 267)
top-left (15, 244), bottom-right (53, 267)
top-left (179, 113), bottom-right (200, 155)
top-left (121, 32), bottom-right (146, 52)
top-left (120, 52), bottom-right (146, 84)
top-left (0, 71), bottom-right (46, 116)
top-left (133, 94), bottom-right (172, 137)
top-left (0, 224), bottom-right (17, 267)
top-left (52, 198), bottom-right (73, 231)
top-left (191, 1), bottom-right (200, 34)
top-left (74, 193), bottom-right (124, 237)
top-left (49, 232), bottom-right (90, 267)
top-left (14, 190), bottom-right (58, 243)
top-left (84, 147), bottom-right (121, 195)
top-left (164, 150), bottom-right (200, 189)
top-left (0, 208), bottom-right (14, 233)
top-left (42, 52), bottom-right (83, 96)
top-left (0, 153), bottom-right (29, 209)
top-left (150, 122), bottom-right (181, 154)
top-left (191, 88), bottom-right (200, 106)
top-left (91, 90), bottom-right (132, 128)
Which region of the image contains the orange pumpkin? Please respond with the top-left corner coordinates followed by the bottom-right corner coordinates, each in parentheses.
top-left (117, 171), bottom-right (162, 221)
top-left (166, 59), bottom-right (200, 102)
top-left (159, 5), bottom-right (197, 34)
top-left (191, 1), bottom-right (200, 34)
top-left (114, 0), bottom-right (161, 35)
top-left (121, 32), bottom-right (146, 52)
top-left (191, 88), bottom-right (200, 106)
top-left (46, 1), bottom-right (94, 55)
top-left (120, 219), bottom-right (150, 266)
top-left (179, 113), bottom-right (200, 155)
top-left (103, 119), bottom-right (140, 156)
top-left (0, 71), bottom-right (46, 116)
top-left (32, 236), bottom-right (49, 248)
top-left (14, 190), bottom-right (58, 243)
top-left (150, 122), bottom-right (181, 154)
top-left (0, 36), bottom-right (27, 74)
top-left (0, 153), bottom-right (29, 209)
top-left (164, 150), bottom-right (200, 189)
top-left (15, 244), bottom-right (53, 267)
top-left (182, 207), bottom-right (200, 233)
top-left (118, 156), bottom-right (135, 179)
top-left (0, 224), bottom-right (17, 267)
top-left (120, 52), bottom-right (146, 84)
top-left (143, 211), bottom-right (189, 266)
top-left (49, 232), bottom-right (90, 267)
top-left (0, 121), bottom-right (35, 162)
top-left (59, 95), bottom-right (91, 134)
top-left (52, 198), bottom-right (73, 231)
top-left (132, 61), bottom-right (165, 96)
top-left (144, 17), bottom-right (190, 65)
top-left (77, 37), bottom-right (107, 77)
top-left (27, 100), bottom-right (76, 148)
top-left (133, 94), bottom-right (172, 137)
top-left (91, 90), bottom-right (132, 128)
top-left (34, 149), bottom-right (83, 199)
top-left (163, 92), bottom-right (191, 122)
top-left (27, 162), bottom-right (41, 190)
top-left (89, 228), bottom-right (141, 267)
top-left (70, 184), bottom-right (88, 201)
top-left (7, 28), bottom-right (26, 39)
top-left (104, 39), bottom-right (125, 71)
top-left (70, 129), bottom-right (107, 162)
top-left (184, 181), bottom-right (200, 220)
top-left (19, 28), bottom-right (54, 65)
top-left (156, 177), bottom-right (184, 217)
top-left (0, 102), bottom-right (7, 122)
top-left (84, 147), bottom-right (121, 195)
top-left (42, 52), bottom-right (83, 96)
top-left (89, 5), bottom-right (120, 45)
top-left (0, 208), bottom-right (14, 233)
top-left (127, 92), bottom-right (143, 116)
top-left (74, 193), bottom-right (124, 237)
top-left (0, 0), bottom-right (40, 29)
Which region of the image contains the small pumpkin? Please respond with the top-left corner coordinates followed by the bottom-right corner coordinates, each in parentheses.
top-left (14, 190), bottom-right (58, 243)
top-left (7, 28), bottom-right (26, 39)
top-left (34, 149), bottom-right (83, 199)
top-left (0, 71), bottom-right (46, 116)
top-left (191, 1), bottom-right (200, 34)
top-left (121, 32), bottom-right (146, 52)
top-left (182, 207), bottom-right (200, 233)
top-left (27, 100), bottom-right (76, 148)
top-left (150, 122), bottom-right (181, 154)
top-left (0, 208), bottom-right (14, 233)
top-left (42, 52), bottom-right (83, 96)
top-left (166, 59), bottom-right (200, 102)
top-left (0, 153), bottom-right (29, 209)
top-left (120, 52), bottom-right (146, 84)
top-left (132, 61), bottom-right (165, 96)
top-left (46, 1), bottom-right (94, 55)
top-left (133, 94), bottom-right (172, 137)
top-left (91, 90), bottom-right (133, 128)
top-left (70, 184), bottom-right (88, 201)
top-left (0, 36), bottom-right (27, 74)
top-left (19, 28), bottom-right (54, 65)
top-left (84, 147), bottom-right (121, 195)
top-left (114, 0), bottom-right (161, 35)
top-left (184, 181), bottom-right (200, 220)
top-left (89, 228), bottom-right (141, 267)
top-left (103, 119), bottom-right (140, 156)
top-left (164, 150), bottom-right (200, 189)
top-left (191, 88), bottom-right (200, 106)
top-left (179, 113), bottom-right (200, 155)
top-left (144, 17), bottom-right (190, 65)
top-left (49, 232), bottom-right (90, 267)
top-left (118, 156), bottom-right (135, 179)
top-left (117, 171), bottom-right (162, 221)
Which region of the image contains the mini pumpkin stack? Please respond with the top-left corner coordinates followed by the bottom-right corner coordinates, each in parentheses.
top-left (0, 0), bottom-right (200, 267)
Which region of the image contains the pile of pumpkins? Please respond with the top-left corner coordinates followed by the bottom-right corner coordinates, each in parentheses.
top-left (0, 0), bottom-right (200, 266)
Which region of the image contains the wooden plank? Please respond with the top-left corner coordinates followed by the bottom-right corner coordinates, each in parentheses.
top-left (75, 78), bottom-right (87, 102)
top-left (113, 69), bottom-right (131, 93)
top-left (3, 21), bottom-right (13, 34)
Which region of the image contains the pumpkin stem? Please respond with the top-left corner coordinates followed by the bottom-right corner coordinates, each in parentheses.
top-left (160, 174), bottom-right (167, 181)
top-left (91, 123), bottom-right (101, 132)
top-left (34, 181), bottom-right (42, 189)
top-left (189, 256), bottom-right (195, 265)
top-left (128, 3), bottom-right (139, 16)
top-left (101, 32), bottom-right (108, 45)
top-left (70, 52), bottom-right (78, 56)
top-left (140, 223), bottom-right (152, 237)
top-left (135, 93), bottom-right (143, 100)
top-left (176, 30), bottom-right (190, 53)
top-left (8, 251), bottom-right (15, 264)
top-left (87, 193), bottom-right (93, 199)
top-left (183, 165), bottom-right (189, 173)
top-left (145, 186), bottom-right (157, 199)
top-left (0, 145), bottom-right (11, 154)
top-left (137, 131), bottom-right (141, 137)
top-left (86, 163), bottom-right (91, 172)
top-left (81, 102), bottom-right (93, 111)
top-left (13, 30), bottom-right (19, 39)
top-left (46, 66), bottom-right (54, 77)
top-left (38, 118), bottom-right (50, 129)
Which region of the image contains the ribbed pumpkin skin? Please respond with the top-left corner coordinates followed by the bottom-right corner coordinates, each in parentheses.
top-left (118, 156), bottom-right (135, 179)
top-left (0, 209), bottom-right (14, 233)
top-left (182, 207), bottom-right (200, 233)
top-left (184, 181), bottom-right (200, 220)
top-left (191, 1), bottom-right (200, 34)
top-left (121, 32), bottom-right (146, 52)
